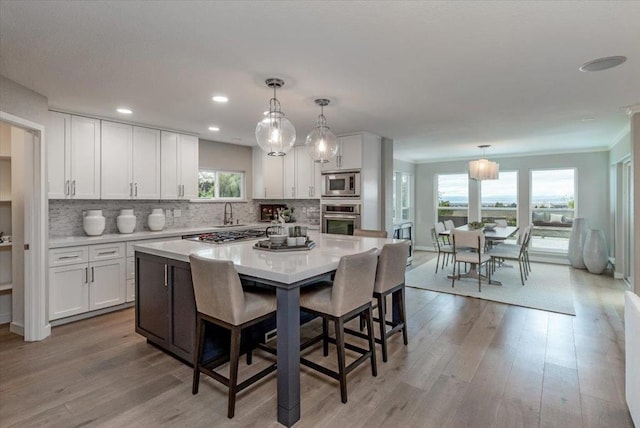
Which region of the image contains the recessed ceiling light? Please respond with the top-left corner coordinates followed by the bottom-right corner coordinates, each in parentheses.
top-left (208, 126), bottom-right (220, 132)
top-left (580, 117), bottom-right (595, 122)
top-left (579, 56), bottom-right (627, 72)
top-left (212, 95), bottom-right (229, 103)
top-left (117, 107), bottom-right (133, 114)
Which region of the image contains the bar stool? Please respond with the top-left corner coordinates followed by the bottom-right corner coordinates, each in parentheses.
top-left (189, 254), bottom-right (277, 418)
top-left (369, 241), bottom-right (411, 362)
top-left (353, 228), bottom-right (388, 238)
top-left (299, 248), bottom-right (379, 403)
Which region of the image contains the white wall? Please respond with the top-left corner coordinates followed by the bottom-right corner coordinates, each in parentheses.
top-left (415, 151), bottom-right (611, 253)
top-left (609, 131), bottom-right (631, 280)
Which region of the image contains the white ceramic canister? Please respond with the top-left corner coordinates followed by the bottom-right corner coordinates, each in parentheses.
top-left (83, 210), bottom-right (106, 236)
top-left (147, 208), bottom-right (166, 231)
top-left (117, 209), bottom-right (136, 234)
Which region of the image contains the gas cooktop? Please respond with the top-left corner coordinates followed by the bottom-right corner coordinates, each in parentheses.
top-left (186, 229), bottom-right (267, 244)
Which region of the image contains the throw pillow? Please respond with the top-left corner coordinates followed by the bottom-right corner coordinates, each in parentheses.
top-left (550, 213), bottom-right (563, 223)
top-left (532, 212), bottom-right (545, 223)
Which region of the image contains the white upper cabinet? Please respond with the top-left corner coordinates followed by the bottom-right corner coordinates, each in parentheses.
top-left (295, 146), bottom-right (321, 199)
top-left (101, 122), bottom-right (160, 200)
top-left (47, 111), bottom-right (71, 199)
top-left (283, 150), bottom-right (296, 199)
top-left (252, 147), bottom-right (284, 199)
top-left (161, 132), bottom-right (199, 200)
top-left (47, 112), bottom-right (101, 199)
top-left (101, 121), bottom-right (133, 199)
top-left (320, 134), bottom-right (363, 172)
top-left (132, 127), bottom-right (161, 199)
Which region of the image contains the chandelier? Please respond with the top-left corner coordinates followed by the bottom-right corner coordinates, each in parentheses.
top-left (255, 78), bottom-right (296, 156)
top-left (469, 145), bottom-right (499, 180)
top-left (305, 98), bottom-right (338, 163)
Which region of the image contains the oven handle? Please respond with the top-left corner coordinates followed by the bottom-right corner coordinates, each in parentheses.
top-left (322, 214), bottom-right (360, 220)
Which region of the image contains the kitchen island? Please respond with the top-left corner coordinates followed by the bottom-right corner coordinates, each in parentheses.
top-left (134, 232), bottom-right (399, 427)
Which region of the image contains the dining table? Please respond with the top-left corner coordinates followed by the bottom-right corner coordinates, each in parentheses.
top-left (134, 232), bottom-right (403, 427)
top-left (440, 224), bottom-right (519, 285)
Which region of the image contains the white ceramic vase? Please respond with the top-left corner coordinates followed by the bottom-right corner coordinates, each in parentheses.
top-left (83, 209), bottom-right (105, 236)
top-left (117, 209), bottom-right (136, 234)
top-left (567, 218), bottom-right (587, 269)
top-left (147, 208), bottom-right (166, 231)
top-left (583, 229), bottom-right (608, 274)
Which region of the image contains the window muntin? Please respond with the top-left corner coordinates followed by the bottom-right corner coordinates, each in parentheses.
top-left (393, 171), bottom-right (413, 222)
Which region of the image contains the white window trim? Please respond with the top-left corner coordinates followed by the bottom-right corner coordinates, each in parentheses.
top-left (393, 171), bottom-right (414, 223)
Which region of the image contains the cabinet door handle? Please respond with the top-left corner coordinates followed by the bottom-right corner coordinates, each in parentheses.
top-left (97, 250), bottom-right (117, 256)
top-left (65, 180), bottom-right (70, 196)
top-left (134, 183), bottom-right (138, 197)
top-left (84, 267), bottom-right (88, 284)
top-left (59, 255), bottom-right (79, 260)
top-left (72, 180), bottom-right (76, 196)
top-left (91, 266), bottom-right (95, 283)
top-left (164, 264), bottom-right (168, 287)
top-left (129, 182), bottom-right (133, 197)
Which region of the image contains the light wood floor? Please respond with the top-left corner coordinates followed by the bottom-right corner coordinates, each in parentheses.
top-left (0, 252), bottom-right (633, 427)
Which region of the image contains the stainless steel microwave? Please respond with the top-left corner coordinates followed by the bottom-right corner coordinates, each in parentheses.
top-left (322, 170), bottom-right (361, 197)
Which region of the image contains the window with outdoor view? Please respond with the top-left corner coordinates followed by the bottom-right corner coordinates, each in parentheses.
top-left (436, 173), bottom-right (468, 226)
top-left (530, 168), bottom-right (576, 252)
top-left (198, 169), bottom-right (244, 199)
top-left (481, 171), bottom-right (518, 226)
top-left (393, 172), bottom-right (413, 222)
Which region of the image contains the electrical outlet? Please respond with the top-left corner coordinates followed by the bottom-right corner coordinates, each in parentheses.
top-left (174, 209), bottom-right (182, 218)
top-left (165, 209), bottom-right (173, 218)
top-left (248, 205), bottom-right (254, 214)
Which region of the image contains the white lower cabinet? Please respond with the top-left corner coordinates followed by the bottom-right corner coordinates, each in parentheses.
top-left (49, 243), bottom-right (126, 321)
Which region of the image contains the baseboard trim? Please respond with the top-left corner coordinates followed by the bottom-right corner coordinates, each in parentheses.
top-left (0, 312), bottom-right (12, 325)
top-left (51, 302), bottom-right (135, 327)
top-left (10, 321), bottom-right (24, 336)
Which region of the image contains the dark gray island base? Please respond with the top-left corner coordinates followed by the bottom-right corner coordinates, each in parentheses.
top-left (135, 251), bottom-right (324, 426)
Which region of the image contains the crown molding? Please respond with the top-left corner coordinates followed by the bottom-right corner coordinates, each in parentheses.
top-left (608, 124), bottom-right (631, 149)
top-left (627, 104), bottom-right (640, 116)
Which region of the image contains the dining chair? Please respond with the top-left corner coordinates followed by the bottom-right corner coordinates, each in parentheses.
top-left (431, 227), bottom-right (454, 272)
top-left (444, 219), bottom-right (455, 231)
top-left (299, 248), bottom-right (379, 403)
top-left (354, 228), bottom-right (388, 238)
top-left (495, 219), bottom-right (508, 227)
top-left (189, 254), bottom-right (277, 419)
top-left (451, 229), bottom-right (491, 292)
top-left (434, 221), bottom-right (449, 245)
top-left (488, 229), bottom-right (531, 285)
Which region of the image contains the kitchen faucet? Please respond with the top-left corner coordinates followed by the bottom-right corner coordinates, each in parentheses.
top-left (223, 202), bottom-right (233, 225)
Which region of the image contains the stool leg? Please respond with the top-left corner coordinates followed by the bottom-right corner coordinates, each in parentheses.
top-left (335, 317), bottom-right (348, 403)
top-left (365, 306), bottom-right (378, 377)
top-left (192, 315), bottom-right (205, 395)
top-left (228, 326), bottom-right (241, 418)
top-left (399, 286), bottom-right (408, 346)
top-left (376, 294), bottom-right (388, 363)
top-left (322, 318), bottom-right (329, 357)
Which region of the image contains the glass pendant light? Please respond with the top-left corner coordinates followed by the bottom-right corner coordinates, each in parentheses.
top-left (305, 98), bottom-right (338, 163)
top-left (255, 78), bottom-right (296, 156)
top-left (469, 145), bottom-right (499, 180)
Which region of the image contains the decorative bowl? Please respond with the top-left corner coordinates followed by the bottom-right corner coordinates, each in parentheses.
top-left (468, 221), bottom-right (484, 230)
top-left (269, 234), bottom-right (288, 245)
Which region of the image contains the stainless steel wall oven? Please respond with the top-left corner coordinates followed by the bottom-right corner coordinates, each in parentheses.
top-left (321, 203), bottom-right (361, 235)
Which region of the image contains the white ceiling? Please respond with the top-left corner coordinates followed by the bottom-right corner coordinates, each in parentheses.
top-left (1, 1), bottom-right (639, 163)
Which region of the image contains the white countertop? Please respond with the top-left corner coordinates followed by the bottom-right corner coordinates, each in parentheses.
top-left (134, 232), bottom-right (400, 285)
top-left (49, 223), bottom-right (319, 249)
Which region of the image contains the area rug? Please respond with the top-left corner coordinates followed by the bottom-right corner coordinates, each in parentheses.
top-left (405, 259), bottom-right (576, 316)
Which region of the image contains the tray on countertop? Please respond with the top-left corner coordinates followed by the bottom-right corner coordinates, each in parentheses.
top-left (253, 239), bottom-right (316, 252)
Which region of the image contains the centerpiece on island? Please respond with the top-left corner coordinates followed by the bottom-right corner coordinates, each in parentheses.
top-left (468, 221), bottom-right (484, 230)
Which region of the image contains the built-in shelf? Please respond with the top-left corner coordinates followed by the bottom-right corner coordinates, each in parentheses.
top-left (0, 282), bottom-right (12, 292)
top-left (0, 199), bottom-right (11, 203)
top-left (0, 155), bottom-right (10, 161)
top-left (0, 242), bottom-right (12, 248)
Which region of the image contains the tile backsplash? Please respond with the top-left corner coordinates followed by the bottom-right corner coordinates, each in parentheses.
top-left (49, 199), bottom-right (320, 237)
